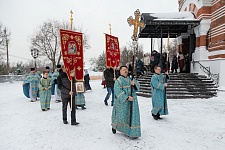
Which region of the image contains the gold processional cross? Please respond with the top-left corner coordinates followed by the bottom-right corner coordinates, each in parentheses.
top-left (127, 9), bottom-right (145, 41)
top-left (70, 10), bottom-right (73, 30)
top-left (109, 23), bottom-right (112, 35)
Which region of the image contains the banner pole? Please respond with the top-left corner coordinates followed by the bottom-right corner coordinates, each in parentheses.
top-left (70, 79), bottom-right (73, 112)
top-left (70, 10), bottom-right (73, 112)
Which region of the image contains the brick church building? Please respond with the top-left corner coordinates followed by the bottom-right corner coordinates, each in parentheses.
top-left (178, 0), bottom-right (225, 88)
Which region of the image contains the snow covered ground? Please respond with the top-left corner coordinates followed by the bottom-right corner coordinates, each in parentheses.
top-left (0, 80), bottom-right (225, 150)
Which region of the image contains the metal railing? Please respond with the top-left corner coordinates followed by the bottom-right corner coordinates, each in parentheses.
top-left (0, 75), bottom-right (26, 83)
top-left (192, 61), bottom-right (219, 87)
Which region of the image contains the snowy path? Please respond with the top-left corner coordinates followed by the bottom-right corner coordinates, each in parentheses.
top-left (0, 81), bottom-right (225, 150)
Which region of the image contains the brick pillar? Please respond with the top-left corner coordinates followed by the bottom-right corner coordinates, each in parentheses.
top-left (193, 19), bottom-right (211, 61)
top-left (198, 19), bottom-right (211, 51)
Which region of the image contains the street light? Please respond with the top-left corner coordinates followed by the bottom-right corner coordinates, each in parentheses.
top-left (31, 48), bottom-right (39, 68)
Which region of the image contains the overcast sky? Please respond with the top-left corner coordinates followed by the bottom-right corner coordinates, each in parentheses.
top-left (0, 0), bottom-right (178, 66)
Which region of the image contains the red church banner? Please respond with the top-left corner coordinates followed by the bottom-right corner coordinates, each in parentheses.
top-left (105, 34), bottom-right (120, 67)
top-left (60, 29), bottom-right (84, 81)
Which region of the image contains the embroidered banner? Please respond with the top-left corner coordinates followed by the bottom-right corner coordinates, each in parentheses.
top-left (60, 29), bottom-right (83, 81)
top-left (105, 34), bottom-right (120, 67)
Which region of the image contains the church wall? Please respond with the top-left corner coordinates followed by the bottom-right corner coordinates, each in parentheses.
top-left (179, 0), bottom-right (225, 88)
top-left (208, 0), bottom-right (225, 56)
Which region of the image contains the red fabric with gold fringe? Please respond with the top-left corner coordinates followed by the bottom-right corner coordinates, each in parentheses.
top-left (105, 34), bottom-right (120, 67)
top-left (60, 29), bottom-right (84, 81)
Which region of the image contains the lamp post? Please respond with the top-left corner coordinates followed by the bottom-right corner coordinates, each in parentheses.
top-left (31, 48), bottom-right (39, 68)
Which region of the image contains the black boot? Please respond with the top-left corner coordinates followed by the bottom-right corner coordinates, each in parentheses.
top-left (112, 128), bottom-right (116, 134)
top-left (104, 101), bottom-right (108, 106)
top-left (81, 106), bottom-right (86, 110)
top-left (130, 137), bottom-right (139, 140)
top-left (63, 120), bottom-right (69, 124)
top-left (71, 121), bottom-right (79, 125)
top-left (152, 113), bottom-right (158, 120)
top-left (157, 113), bottom-right (162, 119)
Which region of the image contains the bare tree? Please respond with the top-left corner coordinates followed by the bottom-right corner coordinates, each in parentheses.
top-left (168, 39), bottom-right (178, 62)
top-left (30, 20), bottom-right (90, 70)
top-left (0, 23), bottom-right (4, 60)
top-left (90, 51), bottom-right (105, 71)
top-left (152, 38), bottom-right (155, 51)
top-left (120, 46), bottom-right (130, 65)
top-left (126, 41), bottom-right (144, 59)
top-left (0, 24), bottom-right (11, 48)
top-left (0, 22), bottom-right (11, 74)
top-left (0, 23), bottom-right (3, 50)
top-left (119, 41), bottom-right (144, 65)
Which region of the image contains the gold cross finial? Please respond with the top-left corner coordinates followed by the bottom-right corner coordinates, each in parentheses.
top-left (109, 23), bottom-right (112, 35)
top-left (70, 10), bottom-right (73, 30)
top-left (127, 9), bottom-right (145, 41)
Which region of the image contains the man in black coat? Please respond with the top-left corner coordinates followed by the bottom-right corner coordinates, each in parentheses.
top-left (151, 50), bottom-right (160, 73)
top-left (57, 65), bottom-right (79, 125)
top-left (104, 66), bottom-right (116, 106)
top-left (171, 55), bottom-right (178, 73)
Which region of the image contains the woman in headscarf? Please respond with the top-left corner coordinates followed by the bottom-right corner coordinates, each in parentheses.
top-left (84, 69), bottom-right (92, 91)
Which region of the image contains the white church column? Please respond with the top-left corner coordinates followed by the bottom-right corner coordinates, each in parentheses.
top-left (193, 19), bottom-right (211, 61)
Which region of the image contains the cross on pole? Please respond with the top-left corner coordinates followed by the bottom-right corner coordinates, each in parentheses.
top-left (127, 9), bottom-right (145, 127)
top-left (109, 23), bottom-right (112, 35)
top-left (127, 9), bottom-right (145, 41)
top-left (70, 10), bottom-right (73, 30)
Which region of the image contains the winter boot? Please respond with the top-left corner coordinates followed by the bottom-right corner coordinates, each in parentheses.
top-left (81, 106), bottom-right (86, 110)
top-left (157, 113), bottom-right (162, 119)
top-left (152, 113), bottom-right (158, 120)
top-left (63, 120), bottom-right (68, 124)
top-left (71, 121), bottom-right (79, 125)
top-left (104, 101), bottom-right (108, 106)
top-left (112, 128), bottom-right (116, 134)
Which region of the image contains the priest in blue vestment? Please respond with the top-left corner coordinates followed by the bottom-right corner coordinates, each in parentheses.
top-left (51, 65), bottom-right (62, 103)
top-left (111, 66), bottom-right (141, 139)
top-left (23, 68), bottom-right (40, 102)
top-left (150, 66), bottom-right (169, 120)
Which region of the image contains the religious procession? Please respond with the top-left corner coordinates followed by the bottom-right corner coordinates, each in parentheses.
top-left (1, 0), bottom-right (225, 149)
top-left (20, 9), bottom-right (172, 140)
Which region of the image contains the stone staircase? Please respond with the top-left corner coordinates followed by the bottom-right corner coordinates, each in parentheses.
top-left (136, 73), bottom-right (218, 99)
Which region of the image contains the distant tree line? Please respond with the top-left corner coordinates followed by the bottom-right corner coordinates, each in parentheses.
top-left (29, 19), bottom-right (90, 70)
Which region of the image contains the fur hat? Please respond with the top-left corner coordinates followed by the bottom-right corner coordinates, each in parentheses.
top-left (56, 65), bottom-right (61, 68)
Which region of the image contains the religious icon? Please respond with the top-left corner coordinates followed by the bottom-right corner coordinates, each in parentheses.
top-left (68, 42), bottom-right (77, 54)
top-left (111, 42), bottom-right (115, 50)
top-left (75, 82), bottom-right (84, 93)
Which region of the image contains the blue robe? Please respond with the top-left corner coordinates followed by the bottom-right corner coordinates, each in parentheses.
top-left (48, 72), bottom-right (53, 79)
top-left (75, 93), bottom-right (86, 106)
top-left (150, 73), bottom-right (170, 115)
top-left (51, 70), bottom-right (61, 99)
top-left (23, 73), bottom-right (40, 99)
top-left (111, 76), bottom-right (141, 138)
top-left (35, 71), bottom-right (42, 78)
top-left (39, 78), bottom-right (51, 109)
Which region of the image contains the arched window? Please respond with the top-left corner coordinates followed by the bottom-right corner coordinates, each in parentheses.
top-left (206, 29), bottom-right (211, 50)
